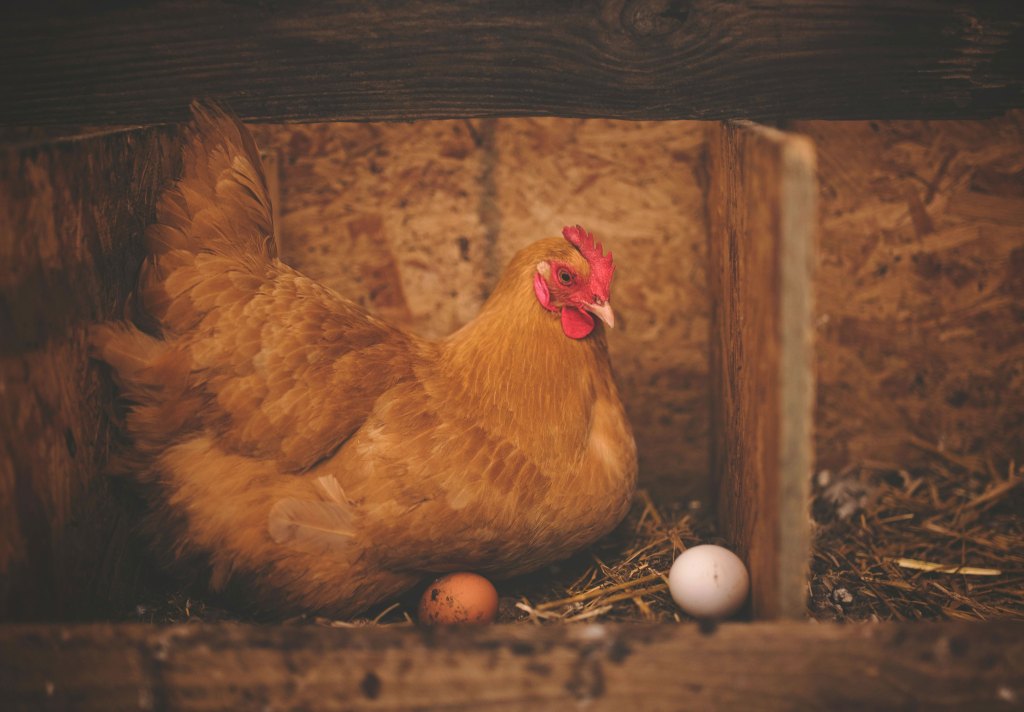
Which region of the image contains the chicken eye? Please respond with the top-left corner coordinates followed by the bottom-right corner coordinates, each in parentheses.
top-left (557, 268), bottom-right (573, 285)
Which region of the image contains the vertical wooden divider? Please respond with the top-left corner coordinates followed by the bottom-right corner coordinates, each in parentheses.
top-left (706, 121), bottom-right (817, 619)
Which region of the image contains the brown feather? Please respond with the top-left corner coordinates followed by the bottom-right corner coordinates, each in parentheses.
top-left (268, 476), bottom-right (356, 552)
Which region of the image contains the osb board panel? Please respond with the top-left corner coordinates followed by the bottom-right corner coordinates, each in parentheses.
top-left (791, 115), bottom-right (1024, 472)
top-left (706, 122), bottom-right (816, 620)
top-left (2, 621), bottom-right (1021, 711)
top-left (250, 119), bottom-right (710, 499)
top-left (0, 128), bottom-right (180, 618)
top-left (249, 121), bottom-right (488, 336)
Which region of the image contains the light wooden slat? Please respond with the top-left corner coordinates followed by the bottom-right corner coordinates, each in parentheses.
top-left (706, 120), bottom-right (817, 619)
top-left (1, 1), bottom-right (1022, 127)
top-left (0, 621), bottom-right (1020, 711)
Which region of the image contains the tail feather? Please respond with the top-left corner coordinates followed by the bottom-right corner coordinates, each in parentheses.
top-left (146, 100), bottom-right (275, 260)
top-left (89, 322), bottom-right (190, 401)
top-left (90, 323), bottom-right (163, 381)
top-left (91, 322), bottom-right (205, 468)
top-left (92, 100), bottom-right (278, 474)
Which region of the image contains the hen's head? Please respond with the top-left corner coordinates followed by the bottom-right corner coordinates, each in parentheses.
top-left (533, 225), bottom-right (616, 339)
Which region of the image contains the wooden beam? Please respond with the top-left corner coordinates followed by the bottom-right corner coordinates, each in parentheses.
top-left (706, 121), bottom-right (817, 619)
top-left (0, 621), bottom-right (1020, 710)
top-left (2, 1), bottom-right (1022, 126)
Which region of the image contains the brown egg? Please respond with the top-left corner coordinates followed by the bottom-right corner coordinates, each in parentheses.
top-left (418, 572), bottom-right (499, 625)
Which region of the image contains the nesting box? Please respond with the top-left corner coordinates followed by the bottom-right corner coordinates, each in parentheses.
top-left (2, 2), bottom-right (1023, 709)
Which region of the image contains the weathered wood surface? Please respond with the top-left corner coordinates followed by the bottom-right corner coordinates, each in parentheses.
top-left (0, 621), bottom-right (1020, 711)
top-left (2, 1), bottom-right (1022, 127)
top-left (706, 121), bottom-right (817, 619)
top-left (250, 118), bottom-right (711, 499)
top-left (0, 127), bottom-right (180, 618)
top-left (788, 115), bottom-right (1024, 475)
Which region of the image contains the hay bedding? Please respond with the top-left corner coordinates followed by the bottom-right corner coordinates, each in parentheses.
top-left (125, 451), bottom-right (1022, 626)
top-left (810, 450), bottom-right (1023, 622)
top-left (123, 490), bottom-right (712, 626)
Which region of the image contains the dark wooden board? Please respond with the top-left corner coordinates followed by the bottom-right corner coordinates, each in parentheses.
top-left (706, 121), bottom-right (816, 619)
top-left (2, 1), bottom-right (1022, 126)
top-left (0, 127), bottom-right (181, 618)
top-left (0, 621), bottom-right (1020, 710)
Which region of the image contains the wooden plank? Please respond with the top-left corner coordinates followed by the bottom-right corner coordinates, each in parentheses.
top-left (1, 1), bottom-right (1022, 127)
top-left (705, 121), bottom-right (817, 619)
top-left (0, 127), bottom-right (181, 618)
top-left (0, 621), bottom-right (1020, 710)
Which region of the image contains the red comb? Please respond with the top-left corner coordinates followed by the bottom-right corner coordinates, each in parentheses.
top-left (562, 225), bottom-right (615, 299)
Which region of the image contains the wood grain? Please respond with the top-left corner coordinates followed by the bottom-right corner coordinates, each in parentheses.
top-left (0, 621), bottom-right (1020, 710)
top-left (789, 115), bottom-right (1024, 474)
top-left (0, 128), bottom-right (181, 618)
top-left (2, 1), bottom-right (1022, 127)
top-left (706, 121), bottom-right (817, 619)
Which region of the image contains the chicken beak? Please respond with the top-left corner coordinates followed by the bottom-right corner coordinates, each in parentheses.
top-left (584, 301), bottom-right (615, 329)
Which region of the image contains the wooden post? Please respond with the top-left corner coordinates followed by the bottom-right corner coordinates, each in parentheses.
top-left (705, 121), bottom-right (817, 619)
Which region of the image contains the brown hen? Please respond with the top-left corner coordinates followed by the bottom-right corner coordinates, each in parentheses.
top-left (92, 103), bottom-right (637, 616)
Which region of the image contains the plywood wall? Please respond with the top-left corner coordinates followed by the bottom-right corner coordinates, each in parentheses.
top-left (791, 114), bottom-right (1024, 473)
top-left (250, 119), bottom-right (711, 500)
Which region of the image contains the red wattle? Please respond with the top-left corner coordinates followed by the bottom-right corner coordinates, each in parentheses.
top-left (561, 307), bottom-right (595, 339)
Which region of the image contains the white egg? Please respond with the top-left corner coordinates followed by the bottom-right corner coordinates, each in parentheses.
top-left (668, 544), bottom-right (750, 619)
